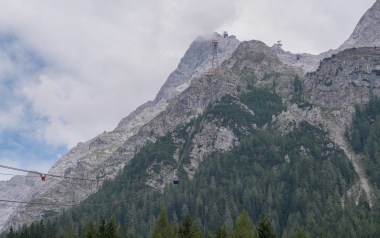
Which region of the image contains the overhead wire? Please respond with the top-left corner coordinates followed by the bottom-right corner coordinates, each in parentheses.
top-left (0, 163), bottom-right (165, 208)
top-left (0, 172), bottom-right (40, 178)
top-left (0, 164), bottom-right (147, 183)
top-left (0, 188), bottom-right (159, 208)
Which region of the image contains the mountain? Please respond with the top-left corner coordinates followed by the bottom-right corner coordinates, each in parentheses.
top-left (3, 36), bottom-right (380, 237)
top-left (2, 1), bottom-right (380, 235)
top-left (1, 34), bottom-right (239, 230)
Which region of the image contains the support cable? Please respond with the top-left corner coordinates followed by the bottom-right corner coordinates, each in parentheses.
top-left (0, 164), bottom-right (146, 183)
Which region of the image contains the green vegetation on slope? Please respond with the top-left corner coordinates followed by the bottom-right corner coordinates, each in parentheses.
top-left (347, 97), bottom-right (380, 187)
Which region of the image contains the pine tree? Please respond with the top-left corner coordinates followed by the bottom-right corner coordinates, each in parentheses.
top-left (98, 219), bottom-right (106, 238)
top-left (178, 214), bottom-right (202, 238)
top-left (257, 219), bottom-right (275, 238)
top-left (85, 221), bottom-right (97, 238)
top-left (152, 208), bottom-right (176, 238)
top-left (215, 225), bottom-right (228, 238)
top-left (295, 227), bottom-right (307, 238)
top-left (36, 220), bottom-right (45, 238)
top-left (7, 226), bottom-right (17, 238)
top-left (63, 218), bottom-right (74, 238)
top-left (231, 210), bottom-right (257, 238)
top-left (105, 216), bottom-right (119, 238)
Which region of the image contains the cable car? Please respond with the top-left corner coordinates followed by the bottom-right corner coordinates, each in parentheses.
top-left (173, 170), bottom-right (179, 184)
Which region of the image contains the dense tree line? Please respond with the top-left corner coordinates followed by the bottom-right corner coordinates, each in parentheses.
top-left (6, 209), bottom-right (281, 238)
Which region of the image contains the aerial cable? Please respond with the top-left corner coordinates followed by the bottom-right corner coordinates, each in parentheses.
top-left (0, 172), bottom-right (43, 179)
top-left (172, 112), bottom-right (207, 185)
top-left (0, 164), bottom-right (146, 183)
top-left (0, 189), bottom-right (158, 208)
top-left (0, 199), bottom-right (70, 207)
top-left (176, 112), bottom-right (207, 169)
top-left (0, 164), bottom-right (157, 200)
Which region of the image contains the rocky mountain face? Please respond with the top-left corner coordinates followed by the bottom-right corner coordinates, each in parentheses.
top-left (339, 0), bottom-right (380, 51)
top-left (303, 47), bottom-right (380, 207)
top-left (304, 47), bottom-right (380, 128)
top-left (2, 34), bottom-right (240, 230)
top-left (140, 39), bottom-right (300, 185)
top-left (0, 175), bottom-right (38, 229)
top-left (272, 44), bottom-right (332, 73)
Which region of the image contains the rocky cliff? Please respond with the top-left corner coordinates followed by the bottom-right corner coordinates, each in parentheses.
top-left (304, 47), bottom-right (380, 127)
top-left (302, 47), bottom-right (380, 207)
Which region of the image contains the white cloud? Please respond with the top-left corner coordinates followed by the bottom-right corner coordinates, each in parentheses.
top-left (0, 52), bottom-right (15, 79)
top-left (221, 0), bottom-right (376, 54)
top-left (0, 106), bottom-right (23, 134)
top-left (0, 0), bottom-right (244, 147)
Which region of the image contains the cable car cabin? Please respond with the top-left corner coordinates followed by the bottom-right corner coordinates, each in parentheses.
top-left (173, 175), bottom-right (179, 184)
top-left (204, 72), bottom-right (214, 77)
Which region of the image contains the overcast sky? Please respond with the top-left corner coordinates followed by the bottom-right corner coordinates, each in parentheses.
top-left (0, 0), bottom-right (376, 180)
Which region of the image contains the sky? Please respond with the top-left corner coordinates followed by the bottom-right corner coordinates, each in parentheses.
top-left (0, 0), bottom-right (376, 180)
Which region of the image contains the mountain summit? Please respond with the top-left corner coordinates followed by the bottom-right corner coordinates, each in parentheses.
top-left (340, 0), bottom-right (380, 50)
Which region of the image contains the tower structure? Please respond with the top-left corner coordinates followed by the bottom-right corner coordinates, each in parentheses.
top-left (205, 38), bottom-right (219, 77)
top-left (211, 39), bottom-right (219, 69)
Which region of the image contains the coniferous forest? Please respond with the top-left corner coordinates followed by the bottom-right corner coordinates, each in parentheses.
top-left (347, 97), bottom-right (380, 187)
top-left (2, 87), bottom-right (380, 238)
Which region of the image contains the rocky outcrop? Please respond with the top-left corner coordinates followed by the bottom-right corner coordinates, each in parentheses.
top-left (272, 104), bottom-right (325, 134)
top-left (272, 44), bottom-right (332, 73)
top-left (184, 121), bottom-right (239, 178)
top-left (0, 175), bottom-right (38, 229)
top-left (153, 35), bottom-right (240, 102)
top-left (304, 47), bottom-right (380, 128)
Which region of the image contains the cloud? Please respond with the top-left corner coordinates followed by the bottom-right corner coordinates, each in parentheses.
top-left (0, 0), bottom-right (244, 147)
top-left (221, 0), bottom-right (376, 54)
top-left (0, 106), bottom-right (23, 133)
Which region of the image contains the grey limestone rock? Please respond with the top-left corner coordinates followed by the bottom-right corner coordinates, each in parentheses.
top-left (304, 47), bottom-right (380, 128)
top-left (339, 0), bottom-right (380, 51)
